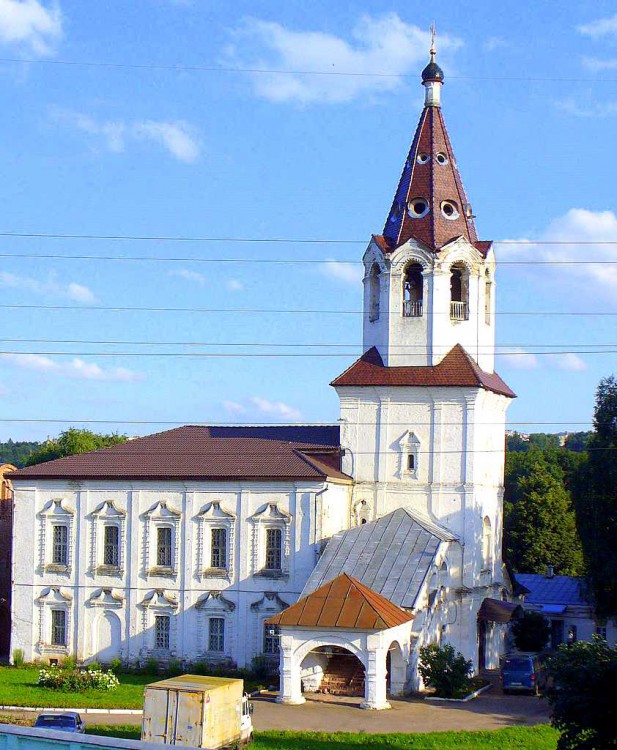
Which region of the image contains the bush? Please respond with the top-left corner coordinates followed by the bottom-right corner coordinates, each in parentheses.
top-left (419, 643), bottom-right (474, 699)
top-left (167, 659), bottom-right (183, 677)
top-left (38, 667), bottom-right (119, 692)
top-left (545, 637), bottom-right (617, 750)
top-left (110, 658), bottom-right (123, 673)
top-left (143, 657), bottom-right (160, 675)
top-left (251, 655), bottom-right (279, 680)
top-left (512, 611), bottom-right (550, 652)
top-left (12, 649), bottom-right (25, 668)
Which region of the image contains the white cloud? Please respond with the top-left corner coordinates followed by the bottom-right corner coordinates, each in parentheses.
top-left (555, 97), bottom-right (617, 118)
top-left (2, 353), bottom-right (142, 382)
top-left (54, 110), bottom-right (201, 163)
top-left (226, 279), bottom-right (244, 291)
top-left (0, 271), bottom-right (97, 302)
top-left (581, 56), bottom-right (617, 72)
top-left (578, 14), bottom-right (617, 38)
top-left (484, 37), bottom-right (507, 52)
top-left (498, 348), bottom-right (539, 370)
top-left (498, 208), bottom-right (617, 303)
top-left (222, 400), bottom-right (246, 415)
top-left (0, 0), bottom-right (62, 57)
top-left (225, 14), bottom-right (462, 104)
top-left (320, 260), bottom-right (364, 285)
top-left (549, 353), bottom-right (588, 372)
top-left (169, 268), bottom-right (206, 285)
top-left (250, 396), bottom-right (302, 420)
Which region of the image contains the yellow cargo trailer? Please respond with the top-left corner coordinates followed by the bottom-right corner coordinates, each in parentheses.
top-left (141, 674), bottom-right (253, 749)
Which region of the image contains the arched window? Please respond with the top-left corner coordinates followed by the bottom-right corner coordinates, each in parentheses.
top-left (368, 264), bottom-right (380, 322)
top-left (482, 516), bottom-right (492, 568)
top-left (450, 263), bottom-right (469, 321)
top-left (402, 262), bottom-right (423, 317)
top-left (484, 269), bottom-right (492, 325)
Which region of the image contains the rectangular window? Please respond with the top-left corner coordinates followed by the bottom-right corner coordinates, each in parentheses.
top-left (210, 528), bottom-right (227, 569)
top-left (407, 454), bottom-right (415, 471)
top-left (596, 625), bottom-right (607, 640)
top-left (265, 528), bottom-right (282, 571)
top-left (103, 525), bottom-right (120, 567)
top-left (208, 617), bottom-right (225, 652)
top-left (52, 525), bottom-right (69, 565)
top-left (263, 623), bottom-right (279, 654)
top-left (156, 527), bottom-right (173, 568)
top-left (154, 615), bottom-right (170, 650)
top-left (51, 609), bottom-right (67, 646)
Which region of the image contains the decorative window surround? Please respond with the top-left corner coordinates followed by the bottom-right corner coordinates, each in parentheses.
top-left (398, 431), bottom-right (421, 480)
top-left (250, 592), bottom-right (288, 658)
top-left (250, 503), bottom-right (292, 579)
top-left (89, 501), bottom-right (126, 577)
top-left (88, 588), bottom-right (124, 609)
top-left (142, 501), bottom-right (181, 578)
top-left (139, 589), bottom-right (178, 655)
top-left (39, 499), bottom-right (75, 574)
top-left (196, 592), bottom-right (235, 659)
top-left (195, 502), bottom-right (236, 580)
top-left (36, 587), bottom-right (72, 653)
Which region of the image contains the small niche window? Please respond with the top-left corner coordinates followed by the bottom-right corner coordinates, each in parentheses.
top-left (417, 152), bottom-right (430, 164)
top-left (408, 198), bottom-right (430, 219)
top-left (156, 527), bottom-right (173, 568)
top-left (400, 431), bottom-right (420, 479)
top-left (208, 617), bottom-right (225, 652)
top-left (368, 263), bottom-right (380, 322)
top-left (210, 528), bottom-right (227, 570)
top-left (450, 264), bottom-right (469, 321)
top-left (51, 609), bottom-right (67, 646)
top-left (403, 262), bottom-right (423, 317)
top-left (484, 270), bottom-right (492, 325)
top-left (265, 528), bottom-right (283, 571)
top-left (52, 525), bottom-right (69, 566)
top-left (436, 152), bottom-right (449, 165)
top-left (103, 525), bottom-right (120, 568)
top-left (154, 614), bottom-right (170, 650)
top-left (263, 623), bottom-right (280, 654)
top-left (407, 454), bottom-right (415, 472)
top-left (441, 200), bottom-right (459, 220)
top-left (482, 516), bottom-right (492, 568)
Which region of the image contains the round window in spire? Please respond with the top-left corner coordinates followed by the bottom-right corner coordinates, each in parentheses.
top-left (436, 152), bottom-right (449, 166)
top-left (416, 152), bottom-right (430, 164)
top-left (441, 200), bottom-right (460, 220)
top-left (408, 198), bottom-right (430, 219)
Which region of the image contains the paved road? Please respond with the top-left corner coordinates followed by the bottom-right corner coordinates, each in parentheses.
top-left (1, 689), bottom-right (551, 735)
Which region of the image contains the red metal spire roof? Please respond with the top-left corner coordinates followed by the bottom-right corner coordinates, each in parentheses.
top-left (381, 89), bottom-right (479, 253)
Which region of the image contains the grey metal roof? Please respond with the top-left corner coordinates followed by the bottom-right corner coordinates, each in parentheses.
top-left (516, 574), bottom-right (589, 606)
top-left (303, 508), bottom-right (456, 609)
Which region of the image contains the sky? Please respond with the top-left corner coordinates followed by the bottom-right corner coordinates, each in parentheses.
top-left (1, 0), bottom-right (617, 441)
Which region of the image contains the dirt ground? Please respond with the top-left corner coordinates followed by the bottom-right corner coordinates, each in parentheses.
top-left (1, 688), bottom-right (551, 735)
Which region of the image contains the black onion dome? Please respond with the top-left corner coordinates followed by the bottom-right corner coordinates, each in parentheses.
top-left (421, 58), bottom-right (444, 83)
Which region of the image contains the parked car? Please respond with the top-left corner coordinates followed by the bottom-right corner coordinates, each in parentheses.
top-left (34, 713), bottom-right (85, 734)
top-left (500, 653), bottom-right (546, 695)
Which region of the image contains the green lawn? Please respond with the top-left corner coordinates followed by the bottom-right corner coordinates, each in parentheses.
top-left (0, 667), bottom-right (150, 709)
top-left (88, 726), bottom-right (559, 749)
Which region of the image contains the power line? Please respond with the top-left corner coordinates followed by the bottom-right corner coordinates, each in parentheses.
top-left (0, 418), bottom-right (596, 426)
top-left (0, 56), bottom-right (613, 84)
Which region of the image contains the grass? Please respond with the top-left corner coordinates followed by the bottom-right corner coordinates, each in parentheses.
top-left (0, 667), bottom-right (150, 709)
top-left (86, 726), bottom-right (559, 749)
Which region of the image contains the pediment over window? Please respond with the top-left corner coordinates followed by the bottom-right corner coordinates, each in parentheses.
top-left (142, 500), bottom-right (181, 520)
top-left (39, 498), bottom-right (74, 517)
top-left (196, 591), bottom-right (236, 612)
top-left (250, 502), bottom-right (292, 524)
top-left (90, 500), bottom-right (126, 519)
top-left (37, 587), bottom-right (72, 604)
top-left (250, 592), bottom-right (289, 613)
top-left (89, 588), bottom-right (124, 608)
top-left (398, 430), bottom-right (421, 449)
top-left (140, 589), bottom-right (178, 610)
top-left (196, 501), bottom-right (236, 521)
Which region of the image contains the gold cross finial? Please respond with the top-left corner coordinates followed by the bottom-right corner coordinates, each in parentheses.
top-left (430, 23), bottom-right (437, 58)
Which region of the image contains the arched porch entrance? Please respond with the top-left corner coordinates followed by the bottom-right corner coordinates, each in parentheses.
top-left (302, 646), bottom-right (365, 697)
top-left (386, 640), bottom-right (407, 697)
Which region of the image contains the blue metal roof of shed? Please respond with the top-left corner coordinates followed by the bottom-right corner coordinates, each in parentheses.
top-left (516, 574), bottom-right (589, 606)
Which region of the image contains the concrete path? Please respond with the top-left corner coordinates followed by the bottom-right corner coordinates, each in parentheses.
top-left (1, 689), bottom-right (551, 735)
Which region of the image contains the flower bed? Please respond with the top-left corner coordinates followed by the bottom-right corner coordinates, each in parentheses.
top-left (38, 667), bottom-right (119, 692)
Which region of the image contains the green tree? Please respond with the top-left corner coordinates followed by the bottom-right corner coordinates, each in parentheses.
top-left (575, 376), bottom-right (617, 617)
top-left (418, 643), bottom-right (473, 698)
top-left (511, 611), bottom-right (550, 652)
top-left (0, 440), bottom-right (41, 467)
top-left (546, 637), bottom-right (617, 750)
top-left (504, 448), bottom-right (584, 575)
top-left (25, 429), bottom-right (127, 467)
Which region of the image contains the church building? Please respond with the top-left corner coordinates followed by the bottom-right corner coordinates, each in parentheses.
top-left (9, 45), bottom-right (516, 709)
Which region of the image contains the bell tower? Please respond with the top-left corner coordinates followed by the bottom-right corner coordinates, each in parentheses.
top-left (362, 44), bottom-right (495, 370)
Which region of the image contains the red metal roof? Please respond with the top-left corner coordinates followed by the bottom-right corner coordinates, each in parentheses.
top-left (11, 425), bottom-right (352, 482)
top-left (381, 104), bottom-right (488, 254)
top-left (266, 573), bottom-right (414, 630)
top-left (331, 344), bottom-right (515, 398)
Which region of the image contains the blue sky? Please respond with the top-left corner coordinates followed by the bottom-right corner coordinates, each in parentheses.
top-left (1, 0), bottom-right (617, 441)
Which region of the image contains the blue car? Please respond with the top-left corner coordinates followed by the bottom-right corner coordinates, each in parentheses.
top-left (34, 713), bottom-right (85, 734)
top-left (500, 654), bottom-right (545, 695)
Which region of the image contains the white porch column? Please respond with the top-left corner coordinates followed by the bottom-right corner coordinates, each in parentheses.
top-left (360, 645), bottom-right (390, 710)
top-left (276, 635), bottom-right (305, 705)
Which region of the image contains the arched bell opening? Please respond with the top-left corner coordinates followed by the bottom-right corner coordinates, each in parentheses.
top-left (402, 262), bottom-right (424, 318)
top-left (450, 263), bottom-right (469, 321)
top-left (368, 264), bottom-right (381, 322)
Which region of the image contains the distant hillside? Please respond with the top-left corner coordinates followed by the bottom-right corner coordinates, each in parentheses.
top-left (0, 440), bottom-right (41, 468)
